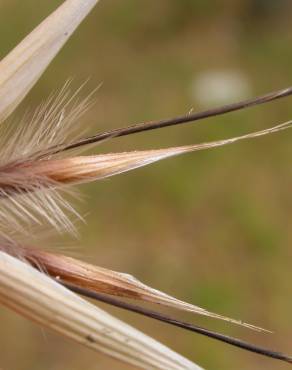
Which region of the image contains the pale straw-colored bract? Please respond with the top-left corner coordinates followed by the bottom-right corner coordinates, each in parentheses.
top-left (0, 1), bottom-right (291, 369)
top-left (0, 252), bottom-right (200, 370)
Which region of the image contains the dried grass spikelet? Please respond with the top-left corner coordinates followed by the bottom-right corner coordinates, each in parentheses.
top-left (1, 0), bottom-right (292, 369)
top-left (12, 120), bottom-right (292, 187)
top-left (9, 244), bottom-right (264, 332)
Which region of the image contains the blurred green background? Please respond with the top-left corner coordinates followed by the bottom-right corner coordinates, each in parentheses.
top-left (1, 1), bottom-right (292, 369)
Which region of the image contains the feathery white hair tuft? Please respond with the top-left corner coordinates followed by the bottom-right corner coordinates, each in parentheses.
top-left (0, 82), bottom-right (93, 237)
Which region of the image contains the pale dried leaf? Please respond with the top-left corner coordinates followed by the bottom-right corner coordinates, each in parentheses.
top-left (0, 0), bottom-right (98, 122)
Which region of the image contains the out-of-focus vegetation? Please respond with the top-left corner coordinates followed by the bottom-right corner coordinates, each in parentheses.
top-left (1, 1), bottom-right (292, 369)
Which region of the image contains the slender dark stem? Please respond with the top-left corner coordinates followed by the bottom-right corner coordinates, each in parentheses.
top-left (61, 280), bottom-right (292, 364)
top-left (59, 86), bottom-right (292, 153)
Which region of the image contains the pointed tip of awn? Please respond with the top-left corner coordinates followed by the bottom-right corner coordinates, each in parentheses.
top-left (121, 273), bottom-right (269, 332)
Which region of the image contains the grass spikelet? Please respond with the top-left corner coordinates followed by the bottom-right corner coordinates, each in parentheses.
top-left (10, 244), bottom-right (266, 332)
top-left (0, 120), bottom-right (290, 195)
